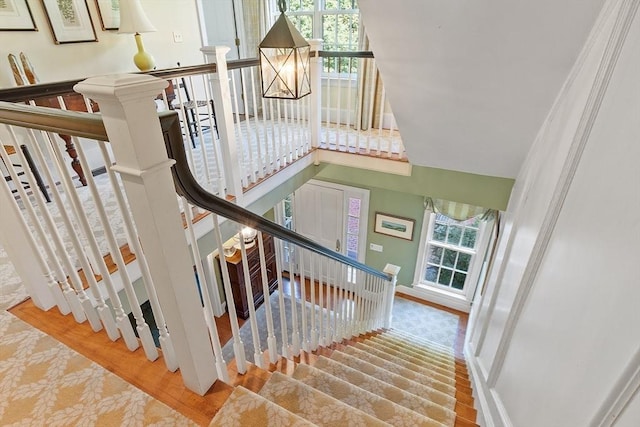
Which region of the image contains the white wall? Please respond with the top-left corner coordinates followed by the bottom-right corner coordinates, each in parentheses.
top-left (466, 0), bottom-right (640, 425)
top-left (0, 0), bottom-right (204, 87)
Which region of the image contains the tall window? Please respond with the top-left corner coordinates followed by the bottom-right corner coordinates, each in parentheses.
top-left (282, 0), bottom-right (360, 51)
top-left (421, 214), bottom-right (480, 292)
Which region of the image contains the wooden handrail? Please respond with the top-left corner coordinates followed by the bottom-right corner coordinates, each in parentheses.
top-left (159, 111), bottom-right (391, 281)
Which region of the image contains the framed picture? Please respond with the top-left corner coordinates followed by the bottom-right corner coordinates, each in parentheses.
top-left (41, 0), bottom-right (97, 43)
top-left (95, 0), bottom-right (119, 30)
top-left (374, 212), bottom-right (415, 241)
top-left (0, 0), bottom-right (37, 30)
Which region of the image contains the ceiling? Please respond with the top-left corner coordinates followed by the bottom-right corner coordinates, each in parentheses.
top-left (359, 0), bottom-right (606, 178)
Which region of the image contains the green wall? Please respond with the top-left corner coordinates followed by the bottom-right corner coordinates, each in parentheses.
top-left (312, 163), bottom-right (514, 286)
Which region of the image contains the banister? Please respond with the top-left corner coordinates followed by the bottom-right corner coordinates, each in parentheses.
top-left (0, 101), bottom-right (107, 140)
top-left (158, 111), bottom-right (391, 282)
top-left (0, 53), bottom-right (371, 103)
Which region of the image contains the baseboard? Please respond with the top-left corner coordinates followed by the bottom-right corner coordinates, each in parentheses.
top-left (465, 340), bottom-right (514, 427)
top-left (395, 284), bottom-right (470, 313)
top-left (92, 166), bottom-right (107, 176)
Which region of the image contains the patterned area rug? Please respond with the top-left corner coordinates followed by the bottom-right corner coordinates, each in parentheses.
top-left (390, 296), bottom-right (460, 347)
top-left (0, 245), bottom-right (196, 426)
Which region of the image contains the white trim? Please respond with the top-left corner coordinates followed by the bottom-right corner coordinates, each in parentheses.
top-left (486, 0), bottom-right (640, 387)
top-left (590, 345), bottom-right (640, 427)
top-left (465, 340), bottom-right (514, 427)
top-left (395, 284), bottom-right (470, 313)
top-left (317, 149), bottom-right (412, 176)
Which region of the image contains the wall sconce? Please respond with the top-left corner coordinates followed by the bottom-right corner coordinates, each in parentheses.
top-left (118, 0), bottom-right (157, 72)
top-left (258, 0), bottom-right (311, 99)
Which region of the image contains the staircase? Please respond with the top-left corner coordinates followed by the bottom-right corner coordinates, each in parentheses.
top-left (210, 329), bottom-right (477, 427)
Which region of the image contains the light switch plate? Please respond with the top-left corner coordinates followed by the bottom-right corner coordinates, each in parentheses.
top-left (370, 243), bottom-right (383, 252)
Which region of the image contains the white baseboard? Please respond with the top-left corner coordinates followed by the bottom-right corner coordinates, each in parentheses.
top-left (465, 340), bottom-right (514, 427)
top-left (395, 284), bottom-right (471, 313)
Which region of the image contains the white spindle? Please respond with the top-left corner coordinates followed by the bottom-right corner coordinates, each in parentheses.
top-left (76, 140), bottom-right (157, 357)
top-left (182, 198), bottom-right (228, 381)
top-left (237, 226), bottom-right (264, 368)
top-left (212, 214), bottom-right (246, 374)
top-left (257, 232), bottom-right (278, 364)
top-left (47, 131), bottom-right (138, 347)
top-left (273, 237), bottom-right (290, 358)
top-left (276, 100), bottom-right (285, 168)
top-left (260, 95), bottom-right (274, 175)
top-left (248, 68), bottom-right (266, 179)
top-left (298, 249), bottom-right (309, 352)
top-left (239, 69), bottom-right (257, 184)
top-left (203, 46), bottom-right (244, 202)
top-left (97, 141), bottom-right (178, 371)
top-left (331, 260), bottom-right (339, 342)
top-left (0, 142), bottom-right (62, 313)
top-left (17, 132), bottom-right (90, 322)
top-left (325, 66), bottom-right (332, 150)
top-left (336, 58), bottom-right (343, 150)
top-left (288, 243), bottom-right (300, 356)
top-left (200, 74), bottom-right (226, 196)
top-left (309, 253), bottom-right (318, 351)
top-left (377, 86), bottom-right (386, 155)
top-left (283, 100), bottom-right (292, 164)
top-left (366, 59), bottom-right (377, 154)
top-left (318, 257), bottom-right (325, 346)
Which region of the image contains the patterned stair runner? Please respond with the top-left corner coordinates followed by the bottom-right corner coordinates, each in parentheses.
top-left (209, 329), bottom-right (477, 427)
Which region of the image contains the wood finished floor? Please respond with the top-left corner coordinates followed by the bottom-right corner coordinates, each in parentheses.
top-left (9, 283), bottom-right (469, 426)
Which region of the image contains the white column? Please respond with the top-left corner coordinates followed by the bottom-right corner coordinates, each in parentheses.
top-left (74, 74), bottom-right (217, 396)
top-left (382, 264), bottom-right (401, 329)
top-left (309, 39), bottom-right (323, 151)
top-left (201, 46), bottom-right (244, 204)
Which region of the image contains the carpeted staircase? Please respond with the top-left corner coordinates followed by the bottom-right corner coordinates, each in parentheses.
top-left (209, 329), bottom-right (477, 426)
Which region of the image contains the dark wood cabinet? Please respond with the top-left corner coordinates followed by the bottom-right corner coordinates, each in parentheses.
top-left (217, 233), bottom-right (278, 319)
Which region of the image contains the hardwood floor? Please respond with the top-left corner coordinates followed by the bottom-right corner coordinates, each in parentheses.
top-left (9, 286), bottom-right (469, 426)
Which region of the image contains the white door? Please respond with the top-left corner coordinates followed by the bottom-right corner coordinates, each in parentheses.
top-left (295, 183), bottom-right (344, 254)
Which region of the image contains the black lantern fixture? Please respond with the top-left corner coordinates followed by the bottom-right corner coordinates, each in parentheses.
top-left (259, 0), bottom-right (311, 99)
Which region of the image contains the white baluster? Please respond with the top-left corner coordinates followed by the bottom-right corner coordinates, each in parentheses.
top-left (257, 232), bottom-right (278, 364)
top-left (182, 198), bottom-right (228, 381)
top-left (239, 69), bottom-right (257, 184)
top-left (200, 74), bottom-right (226, 196)
top-left (298, 249), bottom-right (309, 352)
top-left (248, 67), bottom-right (265, 180)
top-left (377, 85), bottom-right (386, 155)
top-left (202, 46), bottom-right (245, 203)
top-left (276, 100), bottom-right (285, 167)
top-left (76, 140), bottom-right (157, 355)
top-left (97, 141), bottom-right (178, 371)
top-left (0, 143), bottom-right (57, 311)
top-left (47, 132), bottom-right (135, 344)
top-left (365, 59), bottom-right (376, 154)
top-left (317, 257), bottom-right (325, 346)
top-left (309, 252), bottom-right (318, 351)
top-left (273, 237), bottom-right (290, 358)
top-left (346, 57), bottom-right (354, 153)
top-left (17, 131), bottom-right (92, 321)
top-left (336, 58), bottom-right (343, 150)
top-left (212, 214), bottom-right (246, 375)
top-left (309, 39), bottom-right (322, 150)
top-left (237, 225), bottom-right (263, 368)
top-left (288, 243), bottom-right (300, 356)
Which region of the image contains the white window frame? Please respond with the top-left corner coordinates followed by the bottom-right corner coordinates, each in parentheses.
top-left (413, 210), bottom-right (493, 308)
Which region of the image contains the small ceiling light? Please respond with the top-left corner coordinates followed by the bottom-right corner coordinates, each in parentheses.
top-left (258, 0), bottom-right (311, 99)
top-left (118, 0), bottom-right (157, 72)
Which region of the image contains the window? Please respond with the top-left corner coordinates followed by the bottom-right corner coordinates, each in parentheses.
top-left (283, 0), bottom-right (360, 51)
top-left (420, 214), bottom-right (480, 292)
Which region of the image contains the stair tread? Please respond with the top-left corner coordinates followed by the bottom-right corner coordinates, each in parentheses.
top-left (375, 335), bottom-right (468, 369)
top-left (313, 356), bottom-right (457, 426)
top-left (386, 330), bottom-right (458, 355)
top-left (208, 386), bottom-right (314, 427)
top-left (354, 341), bottom-right (459, 382)
top-left (259, 371), bottom-right (389, 426)
top-left (293, 363), bottom-right (450, 427)
top-left (372, 335), bottom-right (458, 366)
top-left (330, 349), bottom-right (457, 409)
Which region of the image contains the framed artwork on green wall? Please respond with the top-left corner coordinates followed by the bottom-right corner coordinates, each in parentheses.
top-left (374, 212), bottom-right (415, 241)
top-left (0, 0), bottom-right (37, 30)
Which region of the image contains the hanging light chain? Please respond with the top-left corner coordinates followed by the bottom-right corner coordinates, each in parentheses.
top-left (278, 0), bottom-right (287, 14)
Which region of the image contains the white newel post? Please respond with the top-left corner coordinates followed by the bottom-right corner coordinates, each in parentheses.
top-left (201, 46), bottom-right (244, 204)
top-left (75, 74), bottom-right (217, 395)
top-left (383, 264), bottom-right (401, 329)
top-left (309, 39), bottom-right (323, 151)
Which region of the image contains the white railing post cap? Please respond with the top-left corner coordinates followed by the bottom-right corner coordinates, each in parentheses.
top-left (74, 74), bottom-right (168, 103)
top-left (383, 264), bottom-right (401, 277)
top-left (201, 45), bottom-right (231, 57)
